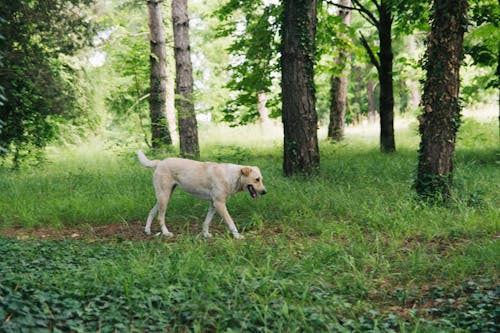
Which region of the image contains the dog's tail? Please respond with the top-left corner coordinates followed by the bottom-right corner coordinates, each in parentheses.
top-left (137, 150), bottom-right (159, 168)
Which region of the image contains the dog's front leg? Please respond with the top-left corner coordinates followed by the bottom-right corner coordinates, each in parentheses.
top-left (202, 204), bottom-right (216, 238)
top-left (213, 201), bottom-right (244, 239)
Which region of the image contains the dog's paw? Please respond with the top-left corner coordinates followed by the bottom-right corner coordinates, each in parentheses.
top-left (155, 231), bottom-right (174, 237)
top-left (202, 232), bottom-right (213, 238)
top-left (233, 233), bottom-right (244, 240)
top-left (144, 229), bottom-right (152, 236)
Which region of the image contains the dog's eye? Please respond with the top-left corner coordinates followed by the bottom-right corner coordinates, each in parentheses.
top-left (255, 178), bottom-right (260, 182)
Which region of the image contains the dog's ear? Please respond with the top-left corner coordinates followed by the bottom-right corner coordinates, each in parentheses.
top-left (241, 167), bottom-right (252, 176)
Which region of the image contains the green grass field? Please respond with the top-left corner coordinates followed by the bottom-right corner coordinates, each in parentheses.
top-left (0, 116), bottom-right (498, 332)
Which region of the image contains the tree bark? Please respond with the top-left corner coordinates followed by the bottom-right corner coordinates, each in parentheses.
top-left (378, 0), bottom-right (395, 152)
top-left (281, 0), bottom-right (320, 176)
top-left (328, 0), bottom-right (351, 141)
top-left (147, 0), bottom-right (172, 148)
top-left (367, 78), bottom-right (377, 122)
top-left (172, 0), bottom-right (199, 159)
top-left (415, 0), bottom-right (468, 201)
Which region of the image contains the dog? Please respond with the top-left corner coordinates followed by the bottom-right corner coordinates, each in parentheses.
top-left (137, 150), bottom-right (267, 239)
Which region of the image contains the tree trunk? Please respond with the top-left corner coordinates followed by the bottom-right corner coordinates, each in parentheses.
top-left (172, 0), bottom-right (199, 159)
top-left (415, 0), bottom-right (468, 201)
top-left (257, 91), bottom-right (270, 125)
top-left (367, 78), bottom-right (377, 122)
top-left (406, 35), bottom-right (421, 111)
top-left (166, 33), bottom-right (178, 145)
top-left (328, 74), bottom-right (345, 140)
top-left (378, 0), bottom-right (395, 152)
top-left (147, 0), bottom-right (172, 148)
top-left (328, 0), bottom-right (351, 141)
top-left (281, 0), bottom-right (320, 176)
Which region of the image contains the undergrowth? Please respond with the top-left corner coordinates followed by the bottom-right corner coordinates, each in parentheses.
top-left (1, 238), bottom-right (498, 332)
top-left (0, 118), bottom-right (498, 332)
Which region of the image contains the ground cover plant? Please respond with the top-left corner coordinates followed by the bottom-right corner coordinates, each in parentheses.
top-left (0, 117), bottom-right (498, 332)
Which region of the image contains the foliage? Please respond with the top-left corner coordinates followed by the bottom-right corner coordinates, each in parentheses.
top-left (105, 33), bottom-right (151, 130)
top-left (189, 0), bottom-right (233, 120)
top-left (0, 0), bottom-right (96, 166)
top-left (462, 0), bottom-right (500, 103)
top-left (419, 280), bottom-right (499, 332)
top-left (3, 235), bottom-right (497, 332)
top-left (215, 0), bottom-right (282, 126)
top-left (392, 0), bottom-right (431, 34)
top-left (95, 0), bottom-right (155, 147)
top-left (0, 16), bottom-right (5, 108)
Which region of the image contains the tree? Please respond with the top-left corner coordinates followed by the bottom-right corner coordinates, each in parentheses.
top-left (147, 0), bottom-right (172, 148)
top-left (327, 0), bottom-right (352, 141)
top-left (98, 0), bottom-right (177, 147)
top-left (327, 0), bottom-right (401, 152)
top-left (215, 0), bottom-right (281, 125)
top-left (281, 0), bottom-right (320, 176)
top-left (361, 0), bottom-right (395, 152)
top-left (414, 0), bottom-right (468, 201)
top-left (0, 0), bottom-right (95, 165)
top-left (172, 0), bottom-right (199, 159)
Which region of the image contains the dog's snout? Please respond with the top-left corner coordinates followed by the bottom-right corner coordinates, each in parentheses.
top-left (261, 189), bottom-right (267, 195)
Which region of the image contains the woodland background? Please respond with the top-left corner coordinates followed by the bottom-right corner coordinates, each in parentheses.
top-left (0, 0), bottom-right (499, 332)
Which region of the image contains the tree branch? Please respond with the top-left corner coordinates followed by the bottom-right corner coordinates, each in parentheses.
top-left (350, 0), bottom-right (380, 27)
top-left (126, 93), bottom-right (151, 114)
top-left (325, 0), bottom-right (378, 28)
top-left (359, 32), bottom-right (380, 72)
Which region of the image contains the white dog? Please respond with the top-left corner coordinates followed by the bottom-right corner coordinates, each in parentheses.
top-left (137, 151), bottom-right (267, 239)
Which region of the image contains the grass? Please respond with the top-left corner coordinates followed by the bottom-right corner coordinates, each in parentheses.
top-left (0, 115), bottom-right (499, 332)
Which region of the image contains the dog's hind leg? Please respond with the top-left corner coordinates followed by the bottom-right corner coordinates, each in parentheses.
top-left (144, 203), bottom-right (158, 235)
top-left (202, 204), bottom-right (217, 238)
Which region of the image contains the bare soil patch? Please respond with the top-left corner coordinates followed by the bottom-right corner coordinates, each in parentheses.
top-left (0, 220), bottom-right (227, 242)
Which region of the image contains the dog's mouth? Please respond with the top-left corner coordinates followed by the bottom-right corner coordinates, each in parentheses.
top-left (247, 185), bottom-right (258, 199)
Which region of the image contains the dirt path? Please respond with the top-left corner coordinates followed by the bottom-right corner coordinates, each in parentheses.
top-left (0, 221), bottom-right (228, 242)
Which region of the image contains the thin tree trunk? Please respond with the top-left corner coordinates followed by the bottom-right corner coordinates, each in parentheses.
top-left (281, 0), bottom-right (320, 176)
top-left (367, 78), bottom-right (377, 122)
top-left (328, 74), bottom-right (345, 140)
top-left (378, 0), bottom-right (395, 152)
top-left (257, 91), bottom-right (270, 125)
top-left (165, 27), bottom-right (178, 145)
top-left (356, 0), bottom-right (395, 152)
top-left (147, 0), bottom-right (171, 148)
top-left (172, 0), bottom-right (199, 159)
top-left (328, 0), bottom-right (351, 141)
top-left (415, 0), bottom-right (468, 201)
top-left (406, 35), bottom-right (421, 110)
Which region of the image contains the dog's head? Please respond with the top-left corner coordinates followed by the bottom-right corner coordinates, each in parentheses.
top-left (240, 166), bottom-right (267, 199)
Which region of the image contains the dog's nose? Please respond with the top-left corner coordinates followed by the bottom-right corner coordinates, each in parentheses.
top-left (261, 189), bottom-right (267, 195)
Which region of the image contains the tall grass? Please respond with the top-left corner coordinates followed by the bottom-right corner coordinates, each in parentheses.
top-left (0, 114), bottom-right (498, 331)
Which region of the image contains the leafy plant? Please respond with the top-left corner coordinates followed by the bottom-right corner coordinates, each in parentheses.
top-left (0, 0), bottom-right (96, 166)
